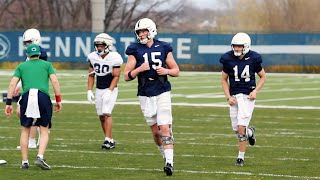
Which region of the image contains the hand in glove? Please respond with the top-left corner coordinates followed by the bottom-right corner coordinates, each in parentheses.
top-left (87, 90), bottom-right (95, 104)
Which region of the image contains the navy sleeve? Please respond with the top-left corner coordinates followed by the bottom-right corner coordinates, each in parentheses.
top-left (39, 47), bottom-right (48, 61)
top-left (254, 53), bottom-right (263, 73)
top-left (125, 44), bottom-right (137, 55)
top-left (163, 42), bottom-right (173, 53)
top-left (219, 54), bottom-right (229, 73)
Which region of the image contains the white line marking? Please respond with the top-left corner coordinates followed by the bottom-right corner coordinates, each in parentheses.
top-left (3, 163), bottom-right (320, 179)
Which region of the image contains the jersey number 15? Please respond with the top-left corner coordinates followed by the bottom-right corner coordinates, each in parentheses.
top-left (143, 52), bottom-right (162, 70)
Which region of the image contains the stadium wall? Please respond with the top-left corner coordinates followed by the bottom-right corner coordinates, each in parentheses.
top-left (0, 32), bottom-right (319, 73)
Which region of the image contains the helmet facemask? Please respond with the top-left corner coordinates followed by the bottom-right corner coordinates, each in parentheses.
top-left (93, 33), bottom-right (113, 56)
top-left (94, 42), bottom-right (109, 56)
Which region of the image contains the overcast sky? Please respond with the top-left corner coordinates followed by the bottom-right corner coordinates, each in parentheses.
top-left (189, 0), bottom-right (228, 9)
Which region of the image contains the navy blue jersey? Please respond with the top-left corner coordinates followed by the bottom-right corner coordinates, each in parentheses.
top-left (220, 50), bottom-right (263, 96)
top-left (125, 39), bottom-right (172, 97)
top-left (39, 46), bottom-right (48, 61)
top-left (24, 46), bottom-right (48, 61)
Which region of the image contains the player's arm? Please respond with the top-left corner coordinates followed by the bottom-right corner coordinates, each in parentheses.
top-left (255, 68), bottom-right (266, 92)
top-left (49, 74), bottom-right (62, 112)
top-left (87, 66), bottom-right (95, 90)
top-left (156, 52), bottom-right (180, 77)
top-left (109, 67), bottom-right (121, 91)
top-left (249, 68), bottom-right (266, 100)
top-left (221, 71), bottom-right (236, 105)
top-left (124, 55), bottom-right (149, 81)
top-left (5, 77), bottom-right (20, 117)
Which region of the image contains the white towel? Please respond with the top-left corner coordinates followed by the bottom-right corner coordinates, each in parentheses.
top-left (25, 88), bottom-right (40, 118)
top-left (144, 96), bottom-right (157, 118)
top-left (235, 94), bottom-right (250, 119)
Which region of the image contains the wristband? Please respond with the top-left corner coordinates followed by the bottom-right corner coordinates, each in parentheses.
top-left (167, 69), bottom-right (170, 75)
top-left (55, 95), bottom-right (62, 102)
top-left (226, 97), bottom-right (230, 101)
top-left (128, 71), bottom-right (135, 80)
top-left (6, 98), bottom-right (12, 105)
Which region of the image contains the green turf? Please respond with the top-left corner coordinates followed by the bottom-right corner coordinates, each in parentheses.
top-left (0, 70), bottom-right (319, 179)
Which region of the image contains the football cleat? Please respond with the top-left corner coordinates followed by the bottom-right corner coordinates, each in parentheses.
top-left (20, 162), bottom-right (29, 170)
top-left (101, 140), bottom-right (115, 150)
top-left (235, 158), bottom-right (244, 166)
top-left (248, 126), bottom-right (256, 146)
top-left (34, 156), bottom-right (51, 170)
top-left (0, 160), bottom-right (7, 165)
top-left (163, 163), bottom-right (173, 176)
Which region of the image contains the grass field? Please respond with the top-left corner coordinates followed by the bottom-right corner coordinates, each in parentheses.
top-left (0, 70), bottom-right (319, 179)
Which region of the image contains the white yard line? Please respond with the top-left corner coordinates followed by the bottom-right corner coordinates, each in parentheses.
top-left (2, 161), bottom-right (320, 179)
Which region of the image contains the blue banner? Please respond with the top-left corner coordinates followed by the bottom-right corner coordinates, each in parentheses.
top-left (0, 32), bottom-right (320, 65)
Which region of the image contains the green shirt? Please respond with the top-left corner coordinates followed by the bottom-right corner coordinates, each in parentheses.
top-left (13, 59), bottom-right (56, 96)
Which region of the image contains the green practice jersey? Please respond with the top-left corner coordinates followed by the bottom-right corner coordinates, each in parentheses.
top-left (13, 59), bottom-right (56, 96)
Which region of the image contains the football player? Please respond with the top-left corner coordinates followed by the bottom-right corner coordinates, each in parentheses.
top-left (86, 33), bottom-right (123, 150)
top-left (5, 44), bottom-right (62, 170)
top-left (220, 32), bottom-right (266, 166)
top-left (15, 28), bottom-right (48, 149)
top-left (124, 18), bottom-right (180, 176)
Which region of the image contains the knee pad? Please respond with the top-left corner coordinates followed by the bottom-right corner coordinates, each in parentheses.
top-left (237, 133), bottom-right (248, 142)
top-left (162, 136), bottom-right (174, 145)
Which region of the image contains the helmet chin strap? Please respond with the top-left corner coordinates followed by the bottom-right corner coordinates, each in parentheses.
top-left (233, 52), bottom-right (242, 56)
top-left (97, 50), bottom-right (108, 56)
top-left (139, 37), bottom-right (150, 44)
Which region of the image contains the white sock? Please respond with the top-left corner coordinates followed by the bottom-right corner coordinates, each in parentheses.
top-left (164, 149), bottom-right (174, 165)
top-left (247, 128), bottom-right (253, 137)
top-left (22, 160), bottom-right (28, 165)
top-left (105, 137), bottom-right (113, 143)
top-left (157, 145), bottom-right (165, 159)
top-left (238, 151), bottom-right (245, 160)
top-left (37, 154), bottom-right (44, 159)
top-left (28, 138), bottom-right (36, 145)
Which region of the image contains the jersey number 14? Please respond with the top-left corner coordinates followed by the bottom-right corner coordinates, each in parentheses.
top-left (233, 65), bottom-right (250, 82)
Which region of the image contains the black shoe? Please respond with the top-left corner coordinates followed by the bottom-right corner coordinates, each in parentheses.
top-left (20, 163), bottom-right (29, 170)
top-left (101, 140), bottom-right (115, 149)
top-left (248, 126), bottom-right (256, 146)
top-left (34, 156), bottom-right (51, 170)
top-left (163, 163), bottom-right (173, 176)
top-left (235, 158), bottom-right (244, 166)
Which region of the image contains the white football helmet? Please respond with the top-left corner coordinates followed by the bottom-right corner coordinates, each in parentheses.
top-left (134, 18), bottom-right (157, 44)
top-left (231, 32), bottom-right (251, 56)
top-left (94, 33), bottom-right (113, 56)
top-left (23, 28), bottom-right (41, 45)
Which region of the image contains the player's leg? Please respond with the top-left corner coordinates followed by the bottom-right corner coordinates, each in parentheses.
top-left (34, 91), bottom-right (52, 170)
top-left (20, 126), bottom-right (30, 169)
top-left (139, 96), bottom-right (164, 158)
top-left (34, 125), bottom-right (51, 170)
top-left (230, 103), bottom-right (245, 166)
top-left (18, 92), bottom-right (31, 169)
top-left (235, 95), bottom-right (256, 166)
top-left (157, 92), bottom-right (174, 176)
top-left (100, 88), bottom-right (118, 149)
top-left (245, 97), bottom-right (256, 146)
top-left (150, 124), bottom-right (165, 159)
top-left (28, 126), bottom-right (38, 148)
